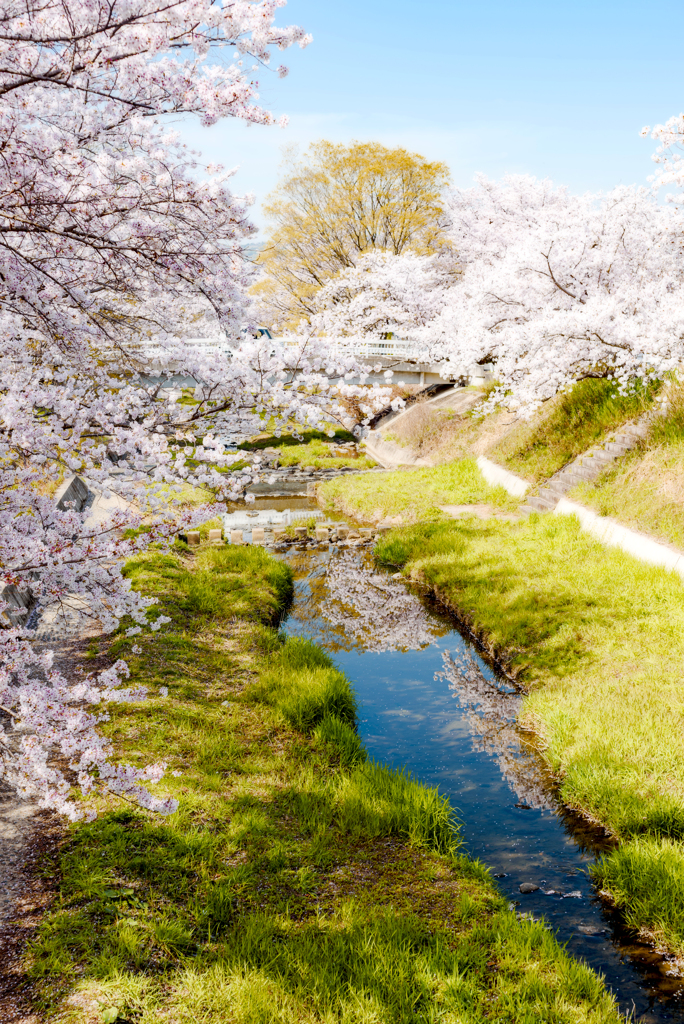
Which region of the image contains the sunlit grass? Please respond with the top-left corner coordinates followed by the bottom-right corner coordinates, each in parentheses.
top-left (25, 542), bottom-right (622, 1023)
top-left (319, 457), bottom-right (519, 523)
top-left (376, 513), bottom-right (684, 953)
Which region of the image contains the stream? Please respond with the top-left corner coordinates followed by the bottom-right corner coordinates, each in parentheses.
top-left (272, 525), bottom-right (684, 1024)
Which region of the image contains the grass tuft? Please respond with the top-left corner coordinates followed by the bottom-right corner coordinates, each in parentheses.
top-left (592, 836), bottom-right (684, 952)
top-left (248, 636), bottom-right (358, 731)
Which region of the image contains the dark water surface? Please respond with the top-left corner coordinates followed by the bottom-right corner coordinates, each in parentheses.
top-left (280, 543), bottom-right (684, 1024)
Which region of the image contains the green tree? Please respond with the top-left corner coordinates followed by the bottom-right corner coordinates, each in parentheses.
top-left (254, 140), bottom-right (451, 330)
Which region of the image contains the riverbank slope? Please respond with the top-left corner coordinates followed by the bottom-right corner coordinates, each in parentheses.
top-left (24, 542), bottom-right (622, 1023)
top-left (375, 516), bottom-right (684, 959)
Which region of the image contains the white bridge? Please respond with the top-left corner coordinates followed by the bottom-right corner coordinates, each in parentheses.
top-left (139, 334), bottom-right (492, 389)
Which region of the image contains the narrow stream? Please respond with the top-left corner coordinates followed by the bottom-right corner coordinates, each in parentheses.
top-left (278, 539), bottom-right (684, 1024)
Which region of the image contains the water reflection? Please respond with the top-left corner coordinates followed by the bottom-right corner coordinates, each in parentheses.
top-left (437, 648), bottom-right (556, 812)
top-left (324, 550), bottom-right (444, 652)
top-left (282, 545), bottom-right (684, 1021)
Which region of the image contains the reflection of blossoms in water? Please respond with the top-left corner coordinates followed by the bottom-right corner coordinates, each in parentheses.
top-left (323, 551), bottom-right (442, 652)
top-left (437, 648), bottom-right (555, 811)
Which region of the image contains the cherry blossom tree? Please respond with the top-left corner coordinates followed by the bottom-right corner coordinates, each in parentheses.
top-left (642, 115), bottom-right (684, 199)
top-left (310, 250), bottom-right (455, 344)
top-left (425, 175), bottom-right (684, 410)
top-left (0, 0), bottom-right (392, 819)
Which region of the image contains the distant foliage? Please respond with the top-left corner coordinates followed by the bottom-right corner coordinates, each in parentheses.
top-left (254, 141), bottom-right (451, 330)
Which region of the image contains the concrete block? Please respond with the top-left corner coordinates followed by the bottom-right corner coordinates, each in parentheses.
top-left (315, 526), bottom-right (329, 541)
top-left (475, 456), bottom-right (529, 497)
top-left (1, 584), bottom-right (35, 627)
top-left (336, 525), bottom-right (349, 540)
top-left (252, 527), bottom-right (265, 543)
top-left (208, 528), bottom-right (223, 544)
top-left (360, 528), bottom-right (373, 539)
top-left (377, 522), bottom-right (391, 534)
top-left (294, 526), bottom-right (308, 541)
top-left (230, 529), bottom-right (243, 545)
top-left (55, 474), bottom-right (90, 512)
top-left (187, 530), bottom-right (200, 546)
top-left (273, 528), bottom-right (286, 542)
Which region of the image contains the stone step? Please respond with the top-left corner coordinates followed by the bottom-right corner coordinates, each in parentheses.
top-left (612, 432), bottom-right (639, 445)
top-left (545, 480), bottom-right (566, 493)
top-left (538, 490), bottom-right (564, 504)
top-left (580, 451), bottom-right (614, 467)
top-left (558, 469), bottom-right (594, 487)
top-left (524, 494), bottom-right (557, 512)
top-left (604, 441), bottom-right (632, 455)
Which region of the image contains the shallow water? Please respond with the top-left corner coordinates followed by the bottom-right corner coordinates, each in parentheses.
top-left (280, 544), bottom-right (684, 1024)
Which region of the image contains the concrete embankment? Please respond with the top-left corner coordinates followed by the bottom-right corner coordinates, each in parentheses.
top-left (477, 454), bottom-right (684, 581)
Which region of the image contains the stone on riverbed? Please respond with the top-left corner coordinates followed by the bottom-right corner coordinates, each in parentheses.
top-left (519, 883), bottom-right (540, 894)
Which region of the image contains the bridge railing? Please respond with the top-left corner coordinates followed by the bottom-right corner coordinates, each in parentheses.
top-left (280, 334), bottom-right (420, 361)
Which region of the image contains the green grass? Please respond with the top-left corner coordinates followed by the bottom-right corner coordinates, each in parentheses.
top-left (239, 428), bottom-right (373, 469)
top-left (375, 513), bottom-right (684, 954)
top-left (592, 837), bottom-right (684, 953)
top-left (571, 381), bottom-right (684, 549)
top-left (318, 457), bottom-right (519, 524)
top-left (489, 378), bottom-right (659, 483)
top-left (25, 542), bottom-right (622, 1023)
top-left (275, 437), bottom-right (375, 470)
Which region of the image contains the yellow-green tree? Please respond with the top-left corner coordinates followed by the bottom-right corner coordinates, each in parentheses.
top-left (254, 140), bottom-right (451, 330)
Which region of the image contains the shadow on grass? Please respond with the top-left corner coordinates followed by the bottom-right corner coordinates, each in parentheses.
top-left (239, 427), bottom-right (355, 451)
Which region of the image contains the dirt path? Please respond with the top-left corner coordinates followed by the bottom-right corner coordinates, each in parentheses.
top-left (0, 607), bottom-right (104, 1022)
top-left (0, 788), bottom-right (59, 1024)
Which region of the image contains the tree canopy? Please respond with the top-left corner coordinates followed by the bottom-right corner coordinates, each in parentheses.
top-left (253, 140), bottom-right (451, 330)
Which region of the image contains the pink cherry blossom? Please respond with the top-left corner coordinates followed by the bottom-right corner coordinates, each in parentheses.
top-left (0, 0), bottom-right (390, 819)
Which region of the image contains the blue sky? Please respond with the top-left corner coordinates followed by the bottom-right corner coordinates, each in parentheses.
top-left (177, 0), bottom-right (684, 231)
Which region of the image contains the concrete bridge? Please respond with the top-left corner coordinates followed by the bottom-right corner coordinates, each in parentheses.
top-left (139, 334), bottom-right (494, 390)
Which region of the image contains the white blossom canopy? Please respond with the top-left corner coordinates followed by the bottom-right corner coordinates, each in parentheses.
top-left (0, 0), bottom-right (394, 820)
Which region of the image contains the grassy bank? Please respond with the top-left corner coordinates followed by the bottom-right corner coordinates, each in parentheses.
top-left (572, 380), bottom-right (684, 549)
top-left (319, 457), bottom-right (519, 523)
top-left (369, 379), bottom-right (658, 483)
top-left (488, 378), bottom-right (658, 483)
top-left (25, 542), bottom-right (622, 1022)
top-left (374, 514), bottom-right (684, 956)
